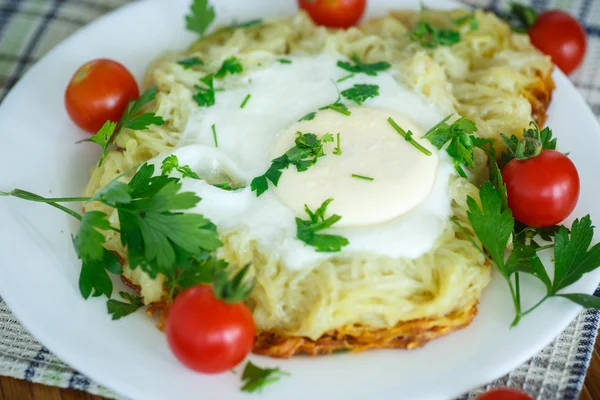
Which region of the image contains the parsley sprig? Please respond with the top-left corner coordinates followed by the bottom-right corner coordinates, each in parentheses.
top-left (341, 84), bottom-right (379, 105)
top-left (1, 162), bottom-right (222, 304)
top-left (161, 155), bottom-right (201, 179)
top-left (107, 292), bottom-right (144, 320)
top-left (193, 74), bottom-right (217, 107)
top-left (251, 132), bottom-right (334, 196)
top-left (423, 115), bottom-right (479, 177)
top-left (82, 87), bottom-right (165, 166)
top-left (240, 361), bottom-right (290, 393)
top-left (177, 56), bottom-right (204, 69)
top-left (185, 0), bottom-right (216, 36)
top-left (296, 199), bottom-right (349, 252)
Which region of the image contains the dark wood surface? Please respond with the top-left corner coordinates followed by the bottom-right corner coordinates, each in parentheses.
top-left (1, 335), bottom-right (599, 399)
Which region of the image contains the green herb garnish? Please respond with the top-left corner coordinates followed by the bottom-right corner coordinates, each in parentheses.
top-left (423, 114), bottom-right (478, 177)
top-left (298, 112), bottom-right (316, 122)
top-left (251, 133), bottom-right (334, 196)
top-left (185, 0), bottom-right (216, 36)
top-left (409, 7), bottom-right (461, 48)
top-left (193, 74), bottom-right (216, 107)
top-left (276, 58), bottom-right (292, 64)
top-left (82, 87), bottom-right (165, 166)
top-left (211, 124), bottom-right (218, 147)
top-left (215, 57), bottom-right (243, 79)
top-left (337, 55), bottom-right (391, 76)
top-left (240, 94), bottom-right (251, 108)
top-left (341, 84), bottom-right (379, 105)
top-left (161, 155), bottom-right (201, 180)
top-left (351, 174), bottom-right (374, 181)
top-left (107, 292), bottom-right (144, 320)
top-left (388, 117), bottom-right (432, 157)
top-left (240, 361), bottom-right (289, 393)
top-left (296, 198), bottom-right (349, 252)
top-left (177, 57), bottom-right (204, 69)
top-left (333, 133), bottom-right (342, 155)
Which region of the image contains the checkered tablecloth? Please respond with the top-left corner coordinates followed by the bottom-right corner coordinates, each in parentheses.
top-left (0, 1), bottom-right (599, 399)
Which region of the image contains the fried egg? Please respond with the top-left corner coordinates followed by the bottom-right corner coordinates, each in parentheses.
top-left (150, 51), bottom-right (455, 270)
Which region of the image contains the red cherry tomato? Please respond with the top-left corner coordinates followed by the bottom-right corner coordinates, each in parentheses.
top-left (529, 10), bottom-right (587, 75)
top-left (166, 285), bottom-right (255, 374)
top-left (65, 59), bottom-right (139, 133)
top-left (298, 0), bottom-right (367, 29)
top-left (476, 388), bottom-right (534, 400)
top-left (502, 150), bottom-right (580, 228)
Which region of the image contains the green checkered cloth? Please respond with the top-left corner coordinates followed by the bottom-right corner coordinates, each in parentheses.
top-left (0, 1), bottom-right (599, 399)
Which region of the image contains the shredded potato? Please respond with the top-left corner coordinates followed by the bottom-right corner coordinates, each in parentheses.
top-left (82, 10), bottom-right (553, 347)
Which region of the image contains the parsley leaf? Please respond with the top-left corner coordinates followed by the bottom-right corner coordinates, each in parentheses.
top-left (119, 86), bottom-right (166, 131)
top-left (177, 56), bottom-right (204, 69)
top-left (241, 361), bottom-right (289, 393)
top-left (276, 58), bottom-right (292, 64)
top-left (466, 181), bottom-right (514, 274)
top-left (215, 57), bottom-right (243, 79)
top-left (83, 121), bottom-right (117, 166)
top-left (107, 292), bottom-right (144, 320)
top-left (82, 87), bottom-right (165, 167)
top-left (319, 96), bottom-right (350, 116)
top-left (423, 115), bottom-right (478, 177)
top-left (161, 155), bottom-right (201, 180)
top-left (341, 84), bottom-right (379, 105)
top-left (251, 133), bottom-right (334, 196)
top-left (452, 12), bottom-right (478, 31)
top-left (298, 112), bottom-right (316, 122)
top-left (551, 216), bottom-right (600, 294)
top-left (337, 55), bottom-right (391, 76)
top-left (296, 198), bottom-right (349, 252)
top-left (409, 10), bottom-right (461, 48)
top-left (193, 74), bottom-right (216, 107)
top-left (185, 0), bottom-right (216, 36)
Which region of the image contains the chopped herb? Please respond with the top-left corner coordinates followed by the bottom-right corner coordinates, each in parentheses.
top-left (177, 57), bottom-right (204, 69)
top-left (422, 114), bottom-right (478, 177)
top-left (228, 18), bottom-right (262, 29)
top-left (336, 73), bottom-right (355, 83)
top-left (240, 94), bottom-right (251, 108)
top-left (107, 292), bottom-right (144, 320)
top-left (212, 124), bottom-right (218, 147)
top-left (341, 84), bottom-right (379, 105)
top-left (319, 85), bottom-right (351, 116)
top-left (251, 132), bottom-right (333, 196)
top-left (193, 74), bottom-right (216, 107)
top-left (452, 12), bottom-right (478, 31)
top-left (240, 361), bottom-right (289, 393)
top-left (409, 7), bottom-right (461, 48)
top-left (185, 0), bottom-right (216, 37)
top-left (296, 198), bottom-right (349, 252)
top-left (82, 87), bottom-right (165, 166)
top-left (298, 112), bottom-right (316, 122)
top-left (276, 58), bottom-right (292, 64)
top-left (388, 117), bottom-right (432, 156)
top-left (351, 174), bottom-right (374, 181)
top-left (333, 132), bottom-right (342, 155)
top-left (215, 57), bottom-right (243, 79)
top-left (337, 55), bottom-right (391, 76)
top-left (161, 155), bottom-right (201, 180)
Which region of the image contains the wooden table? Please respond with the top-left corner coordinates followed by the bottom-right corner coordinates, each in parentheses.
top-left (0, 337), bottom-right (599, 399)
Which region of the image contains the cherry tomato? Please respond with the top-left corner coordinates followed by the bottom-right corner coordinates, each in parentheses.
top-left (502, 150), bottom-right (580, 228)
top-left (65, 59), bottom-right (139, 133)
top-left (476, 388), bottom-right (534, 400)
top-left (529, 10), bottom-right (587, 75)
top-left (166, 285), bottom-right (255, 374)
top-left (298, 0), bottom-right (367, 29)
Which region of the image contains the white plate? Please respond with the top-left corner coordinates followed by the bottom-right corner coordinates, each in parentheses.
top-left (0, 1), bottom-right (599, 399)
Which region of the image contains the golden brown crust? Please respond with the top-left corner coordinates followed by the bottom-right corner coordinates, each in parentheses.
top-left (521, 69), bottom-right (555, 127)
top-left (252, 300), bottom-right (479, 358)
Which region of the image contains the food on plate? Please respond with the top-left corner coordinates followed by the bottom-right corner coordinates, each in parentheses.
top-left (298, 0), bottom-right (367, 28)
top-left (65, 59), bottom-right (140, 133)
top-left (509, 4), bottom-right (587, 75)
top-left (3, 0), bottom-right (600, 390)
